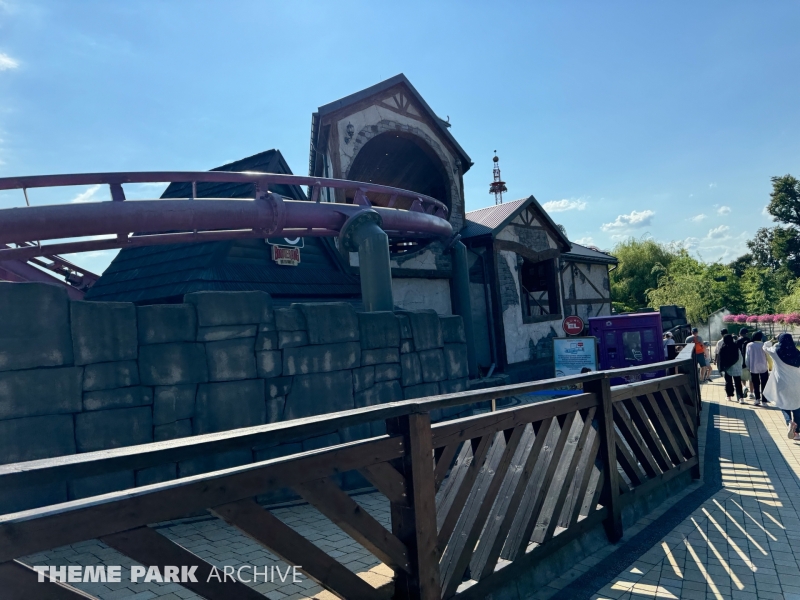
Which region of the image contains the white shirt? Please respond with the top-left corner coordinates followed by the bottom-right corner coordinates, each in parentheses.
top-left (745, 341), bottom-right (768, 374)
top-left (763, 341), bottom-right (800, 410)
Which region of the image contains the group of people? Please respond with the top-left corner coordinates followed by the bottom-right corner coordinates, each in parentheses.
top-left (709, 327), bottom-right (800, 440)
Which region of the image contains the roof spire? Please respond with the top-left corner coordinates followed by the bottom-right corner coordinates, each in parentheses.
top-left (489, 151), bottom-right (507, 205)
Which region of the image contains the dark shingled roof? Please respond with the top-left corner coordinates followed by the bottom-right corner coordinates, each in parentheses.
top-left (563, 243), bottom-right (618, 265)
top-left (461, 196), bottom-right (572, 251)
top-left (85, 150), bottom-right (361, 304)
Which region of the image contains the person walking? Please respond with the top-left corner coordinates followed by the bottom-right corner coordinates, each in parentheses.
top-left (663, 332), bottom-right (675, 356)
top-left (763, 333), bottom-right (800, 440)
top-left (714, 328), bottom-right (728, 377)
top-left (737, 327), bottom-right (752, 397)
top-left (686, 328), bottom-right (711, 382)
top-left (745, 331), bottom-right (770, 406)
top-left (718, 333), bottom-right (745, 403)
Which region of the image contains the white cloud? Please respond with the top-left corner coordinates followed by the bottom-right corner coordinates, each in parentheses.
top-left (716, 205), bottom-right (731, 215)
top-left (573, 236), bottom-right (594, 246)
top-left (0, 53), bottom-right (19, 71)
top-left (709, 183), bottom-right (717, 188)
top-left (70, 185), bottom-right (104, 203)
top-left (601, 209), bottom-right (655, 232)
top-left (689, 214), bottom-right (706, 222)
top-left (707, 224), bottom-right (729, 239)
top-left (542, 198), bottom-right (587, 213)
top-left (682, 237), bottom-right (700, 249)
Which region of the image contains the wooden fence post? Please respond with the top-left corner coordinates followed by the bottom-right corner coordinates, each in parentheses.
top-left (386, 412), bottom-right (441, 600)
top-left (584, 376), bottom-right (622, 543)
top-left (679, 351), bottom-right (702, 480)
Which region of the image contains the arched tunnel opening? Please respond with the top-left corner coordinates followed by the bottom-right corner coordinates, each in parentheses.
top-left (347, 131), bottom-right (451, 255)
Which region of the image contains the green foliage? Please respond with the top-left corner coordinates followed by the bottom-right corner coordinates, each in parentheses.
top-left (767, 174), bottom-right (800, 227)
top-left (744, 226), bottom-right (800, 275)
top-left (740, 267), bottom-right (780, 314)
top-left (646, 254), bottom-right (742, 324)
top-left (610, 174), bottom-right (800, 324)
top-left (609, 237), bottom-right (677, 310)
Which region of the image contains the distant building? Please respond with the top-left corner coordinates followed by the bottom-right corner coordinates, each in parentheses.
top-left (87, 74), bottom-right (617, 380)
top-left (461, 197), bottom-right (616, 380)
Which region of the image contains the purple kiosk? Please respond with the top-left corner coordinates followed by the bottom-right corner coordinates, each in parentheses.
top-left (589, 313), bottom-right (665, 385)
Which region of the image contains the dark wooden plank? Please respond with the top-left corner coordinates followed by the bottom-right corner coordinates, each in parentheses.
top-left (360, 462), bottom-right (408, 506)
top-left (101, 526), bottom-right (265, 600)
top-left (585, 466), bottom-right (604, 517)
top-left (617, 455), bottom-right (699, 509)
top-left (540, 407), bottom-right (597, 543)
top-left (294, 477), bottom-right (411, 574)
top-left (473, 419), bottom-right (553, 580)
top-left (212, 499), bottom-right (382, 600)
top-left (431, 393), bottom-right (598, 449)
top-left (441, 425), bottom-right (526, 599)
top-left (401, 412), bottom-right (441, 600)
top-left (436, 435), bottom-right (493, 549)
top-left (610, 374), bottom-right (689, 402)
top-left (499, 420), bottom-right (560, 561)
top-left (445, 508), bottom-right (608, 600)
top-left (0, 560), bottom-right (97, 600)
top-left (567, 431), bottom-right (601, 528)
top-left (642, 393), bottom-right (685, 466)
top-left (435, 442), bottom-right (473, 526)
top-left (613, 403), bottom-right (661, 478)
top-left (507, 411), bottom-right (577, 554)
top-left (615, 436), bottom-right (646, 486)
top-left (622, 397), bottom-right (673, 472)
top-left (586, 378), bottom-right (622, 542)
top-left (670, 386), bottom-right (697, 437)
top-left (433, 442), bottom-right (461, 493)
top-left (653, 391), bottom-right (695, 458)
top-left (0, 436), bottom-right (404, 563)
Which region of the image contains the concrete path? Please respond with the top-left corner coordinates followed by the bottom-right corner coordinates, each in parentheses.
top-left (21, 371), bottom-right (800, 599)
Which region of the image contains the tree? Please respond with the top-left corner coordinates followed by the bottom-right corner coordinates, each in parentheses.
top-left (740, 267), bottom-right (780, 314)
top-left (744, 225), bottom-right (800, 275)
top-left (646, 253), bottom-right (743, 324)
top-left (609, 237), bottom-right (679, 311)
top-left (767, 174), bottom-right (800, 227)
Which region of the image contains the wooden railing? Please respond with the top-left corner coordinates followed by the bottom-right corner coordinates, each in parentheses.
top-left (0, 346), bottom-right (700, 600)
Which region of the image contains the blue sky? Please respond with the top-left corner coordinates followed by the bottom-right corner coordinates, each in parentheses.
top-left (1, 1), bottom-right (799, 275)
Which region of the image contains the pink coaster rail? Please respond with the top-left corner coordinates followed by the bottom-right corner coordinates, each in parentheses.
top-left (0, 172), bottom-right (452, 261)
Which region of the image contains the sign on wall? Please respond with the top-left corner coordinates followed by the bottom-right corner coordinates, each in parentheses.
top-left (562, 315), bottom-right (585, 336)
top-left (272, 245), bottom-right (300, 266)
top-left (553, 336), bottom-right (598, 377)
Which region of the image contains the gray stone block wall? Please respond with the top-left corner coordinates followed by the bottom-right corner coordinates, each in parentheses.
top-left (0, 285), bottom-right (470, 512)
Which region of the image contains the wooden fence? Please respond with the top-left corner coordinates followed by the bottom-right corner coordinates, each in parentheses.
top-left (0, 346), bottom-right (700, 600)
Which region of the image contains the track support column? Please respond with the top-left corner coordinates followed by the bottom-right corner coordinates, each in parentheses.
top-left (451, 240), bottom-right (478, 378)
top-left (339, 210), bottom-right (394, 312)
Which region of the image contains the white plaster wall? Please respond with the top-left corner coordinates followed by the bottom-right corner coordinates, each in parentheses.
top-left (497, 249), bottom-right (564, 364)
top-left (392, 278), bottom-right (452, 315)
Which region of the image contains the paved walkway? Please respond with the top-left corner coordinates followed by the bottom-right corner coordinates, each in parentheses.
top-left (20, 371), bottom-right (800, 599)
top-left (548, 373), bottom-right (800, 600)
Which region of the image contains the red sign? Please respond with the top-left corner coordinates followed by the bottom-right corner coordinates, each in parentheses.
top-left (562, 315), bottom-right (585, 335)
top-left (272, 245), bottom-right (300, 266)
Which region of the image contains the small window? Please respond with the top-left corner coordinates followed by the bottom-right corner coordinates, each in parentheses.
top-left (520, 257), bottom-right (560, 321)
top-left (623, 331), bottom-right (643, 362)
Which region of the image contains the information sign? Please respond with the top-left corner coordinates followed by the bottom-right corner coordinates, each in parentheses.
top-left (553, 336), bottom-right (598, 378)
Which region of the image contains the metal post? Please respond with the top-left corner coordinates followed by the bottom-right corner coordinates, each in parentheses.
top-left (339, 210), bottom-right (394, 312)
top-left (451, 240), bottom-right (478, 379)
